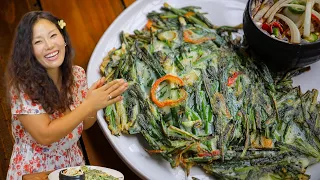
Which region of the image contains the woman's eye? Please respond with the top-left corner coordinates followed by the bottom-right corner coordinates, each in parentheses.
top-left (34, 41), bottom-right (41, 45)
top-left (51, 34), bottom-right (57, 38)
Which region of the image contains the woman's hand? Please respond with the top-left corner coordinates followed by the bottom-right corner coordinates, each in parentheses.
top-left (85, 77), bottom-right (128, 112)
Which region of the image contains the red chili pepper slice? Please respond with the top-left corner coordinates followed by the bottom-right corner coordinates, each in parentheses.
top-left (198, 150), bottom-right (220, 157)
top-left (145, 19), bottom-right (153, 29)
top-left (312, 14), bottom-right (320, 23)
top-left (227, 72), bottom-right (241, 86)
top-left (151, 74), bottom-right (187, 108)
top-left (183, 29), bottom-right (215, 44)
top-left (211, 150), bottom-right (220, 156)
top-left (198, 152), bottom-right (212, 157)
top-left (271, 21), bottom-right (283, 33)
top-left (261, 23), bottom-right (272, 34)
top-left (185, 12), bottom-right (195, 18)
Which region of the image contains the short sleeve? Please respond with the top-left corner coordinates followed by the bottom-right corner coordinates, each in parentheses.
top-left (10, 87), bottom-right (46, 115)
top-left (72, 66), bottom-right (88, 106)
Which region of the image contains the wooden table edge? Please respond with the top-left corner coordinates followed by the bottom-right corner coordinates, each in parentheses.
top-left (22, 170), bottom-right (53, 180)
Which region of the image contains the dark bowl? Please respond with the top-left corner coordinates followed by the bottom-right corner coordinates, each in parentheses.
top-left (243, 0), bottom-right (320, 72)
top-left (59, 168), bottom-right (85, 180)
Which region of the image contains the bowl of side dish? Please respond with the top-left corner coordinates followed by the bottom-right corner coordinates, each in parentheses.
top-left (59, 168), bottom-right (85, 180)
top-left (243, 0), bottom-right (320, 72)
top-left (48, 166), bottom-right (124, 180)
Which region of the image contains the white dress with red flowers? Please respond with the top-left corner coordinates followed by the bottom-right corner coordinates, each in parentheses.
top-left (6, 66), bottom-right (88, 180)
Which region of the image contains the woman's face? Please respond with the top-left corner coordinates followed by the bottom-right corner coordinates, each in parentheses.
top-left (32, 19), bottom-right (65, 71)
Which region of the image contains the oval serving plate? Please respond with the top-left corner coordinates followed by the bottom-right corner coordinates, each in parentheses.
top-left (87, 0), bottom-right (320, 179)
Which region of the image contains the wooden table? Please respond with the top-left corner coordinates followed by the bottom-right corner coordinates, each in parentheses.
top-left (22, 171), bottom-right (52, 180)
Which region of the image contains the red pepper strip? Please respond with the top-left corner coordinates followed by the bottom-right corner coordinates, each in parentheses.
top-left (198, 150), bottom-right (220, 157)
top-left (312, 14), bottom-right (320, 23)
top-left (145, 19), bottom-right (153, 30)
top-left (271, 21), bottom-right (283, 33)
top-left (185, 12), bottom-right (195, 18)
top-left (261, 23), bottom-right (272, 34)
top-left (211, 150), bottom-right (220, 156)
top-left (183, 29), bottom-right (215, 44)
top-left (198, 152), bottom-right (212, 157)
top-left (146, 149), bottom-right (164, 154)
top-left (227, 72), bottom-right (241, 86)
top-left (151, 74), bottom-right (188, 108)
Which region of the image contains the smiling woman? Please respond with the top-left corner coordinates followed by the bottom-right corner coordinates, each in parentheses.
top-left (5, 11), bottom-right (129, 180)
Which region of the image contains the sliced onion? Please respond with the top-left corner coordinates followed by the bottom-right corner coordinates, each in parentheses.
top-left (315, 0), bottom-right (320, 5)
top-left (282, 4), bottom-right (305, 26)
top-left (303, 0), bottom-right (314, 38)
top-left (296, 13), bottom-right (305, 28)
top-left (264, 0), bottom-right (290, 18)
top-left (252, 0), bottom-right (257, 11)
top-left (253, 4), bottom-right (272, 21)
top-left (158, 31), bottom-right (178, 41)
top-left (252, 0), bottom-right (256, 9)
top-left (275, 13), bottom-right (301, 43)
top-left (252, 0), bottom-right (263, 16)
top-left (267, 0), bottom-right (295, 23)
top-left (282, 6), bottom-right (304, 23)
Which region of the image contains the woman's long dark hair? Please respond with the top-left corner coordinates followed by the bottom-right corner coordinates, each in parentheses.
top-left (6, 11), bottom-right (74, 114)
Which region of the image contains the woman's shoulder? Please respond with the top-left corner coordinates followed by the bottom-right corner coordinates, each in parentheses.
top-left (72, 65), bottom-right (86, 80)
top-left (72, 65), bottom-right (86, 75)
top-left (9, 85), bottom-right (23, 98)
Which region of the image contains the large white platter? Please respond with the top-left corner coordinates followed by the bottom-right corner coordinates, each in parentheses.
top-left (87, 0), bottom-right (320, 179)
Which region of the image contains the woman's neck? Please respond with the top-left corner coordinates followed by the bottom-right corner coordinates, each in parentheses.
top-left (47, 68), bottom-right (62, 90)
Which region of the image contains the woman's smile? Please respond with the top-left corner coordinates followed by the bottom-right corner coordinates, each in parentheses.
top-left (44, 50), bottom-right (59, 61)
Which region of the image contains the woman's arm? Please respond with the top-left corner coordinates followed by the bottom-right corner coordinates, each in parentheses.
top-left (19, 100), bottom-right (95, 145)
top-left (82, 78), bottom-right (102, 130)
top-left (18, 78), bottom-right (128, 146)
top-left (83, 112), bottom-right (98, 130)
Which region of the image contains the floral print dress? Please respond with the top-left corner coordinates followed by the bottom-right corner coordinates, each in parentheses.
top-left (6, 66), bottom-right (88, 180)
